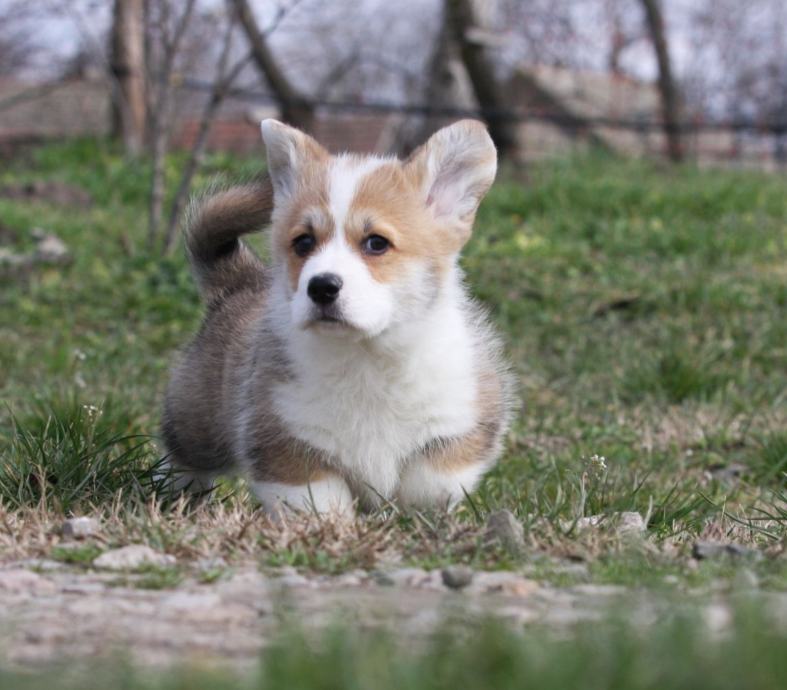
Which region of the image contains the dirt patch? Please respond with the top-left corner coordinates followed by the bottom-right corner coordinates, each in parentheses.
top-left (5, 561), bottom-right (781, 670)
top-left (0, 180), bottom-right (92, 208)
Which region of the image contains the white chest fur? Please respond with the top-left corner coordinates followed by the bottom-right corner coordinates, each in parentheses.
top-left (270, 295), bottom-right (479, 498)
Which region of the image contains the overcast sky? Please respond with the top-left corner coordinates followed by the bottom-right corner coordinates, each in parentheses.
top-left (8, 0), bottom-right (703, 80)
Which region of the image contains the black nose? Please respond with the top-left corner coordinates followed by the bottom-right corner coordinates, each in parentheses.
top-left (307, 273), bottom-right (343, 305)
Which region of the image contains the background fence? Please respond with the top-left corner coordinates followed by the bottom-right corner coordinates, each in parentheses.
top-left (1, 73), bottom-right (786, 171)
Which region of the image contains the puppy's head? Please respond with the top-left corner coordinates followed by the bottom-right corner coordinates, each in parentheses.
top-left (261, 118), bottom-right (497, 338)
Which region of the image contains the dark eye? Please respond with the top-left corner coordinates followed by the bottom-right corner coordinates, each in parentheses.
top-left (292, 234), bottom-right (315, 257)
top-left (362, 234), bottom-right (390, 255)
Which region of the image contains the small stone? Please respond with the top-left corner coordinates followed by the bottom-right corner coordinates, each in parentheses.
top-left (163, 591), bottom-right (252, 624)
top-left (92, 545), bottom-right (176, 571)
top-left (34, 232), bottom-right (70, 264)
top-left (61, 582), bottom-right (107, 595)
top-left (371, 570), bottom-right (396, 586)
top-left (334, 572), bottom-right (364, 587)
top-left (424, 569), bottom-right (448, 590)
top-left (61, 516), bottom-right (99, 540)
top-left (385, 568), bottom-right (430, 587)
top-left (441, 565), bottom-right (474, 589)
top-left (486, 510), bottom-right (525, 554)
top-left (332, 569), bottom-right (367, 587)
top-left (693, 541), bottom-right (726, 558)
top-left (0, 569), bottom-right (56, 595)
top-left (707, 462), bottom-right (747, 483)
top-left (195, 557), bottom-right (227, 572)
top-left (472, 572), bottom-right (538, 597)
top-left (277, 573), bottom-right (311, 588)
top-left (575, 511), bottom-right (646, 534)
top-left (277, 566), bottom-right (299, 576)
top-left (724, 543), bottom-right (761, 559)
top-left (162, 591), bottom-right (222, 612)
top-left (692, 541), bottom-right (761, 561)
top-left (617, 512), bottom-right (647, 533)
top-left (574, 515), bottom-right (602, 530)
top-left (14, 559), bottom-right (64, 572)
top-left (551, 561), bottom-right (591, 580)
top-left (570, 583), bottom-right (628, 597)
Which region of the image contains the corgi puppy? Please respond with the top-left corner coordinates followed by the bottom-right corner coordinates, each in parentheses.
top-left (161, 119), bottom-right (513, 516)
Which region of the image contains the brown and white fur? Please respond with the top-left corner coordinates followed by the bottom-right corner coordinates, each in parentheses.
top-left (161, 119), bottom-right (513, 517)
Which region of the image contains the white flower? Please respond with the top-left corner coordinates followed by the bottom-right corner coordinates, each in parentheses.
top-left (82, 404), bottom-right (102, 419)
top-left (586, 454), bottom-right (608, 473)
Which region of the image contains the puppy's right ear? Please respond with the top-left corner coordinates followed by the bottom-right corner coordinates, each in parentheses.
top-left (260, 119), bottom-right (327, 201)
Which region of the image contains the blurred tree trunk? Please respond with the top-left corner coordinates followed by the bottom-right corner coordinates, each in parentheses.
top-left (146, 0), bottom-right (197, 250)
top-left (640, 0), bottom-right (683, 162)
top-left (445, 0), bottom-right (518, 159)
top-left (109, 0), bottom-right (146, 156)
top-left (231, 0), bottom-right (314, 132)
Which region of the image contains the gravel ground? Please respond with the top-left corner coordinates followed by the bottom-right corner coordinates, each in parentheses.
top-left (3, 557), bottom-right (785, 670)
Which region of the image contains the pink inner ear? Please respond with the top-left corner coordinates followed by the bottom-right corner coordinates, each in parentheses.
top-left (426, 179), bottom-right (458, 220)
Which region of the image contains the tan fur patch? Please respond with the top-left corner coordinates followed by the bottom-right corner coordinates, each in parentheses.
top-left (245, 433), bottom-right (335, 485)
top-left (345, 162), bottom-right (455, 284)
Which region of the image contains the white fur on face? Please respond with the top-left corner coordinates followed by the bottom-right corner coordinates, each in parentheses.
top-left (290, 229), bottom-right (395, 336)
top-left (289, 155), bottom-right (397, 337)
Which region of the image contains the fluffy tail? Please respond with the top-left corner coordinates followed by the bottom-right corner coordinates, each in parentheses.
top-left (184, 177), bottom-right (274, 303)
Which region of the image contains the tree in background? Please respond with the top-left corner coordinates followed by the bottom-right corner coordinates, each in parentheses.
top-left (639, 0), bottom-right (683, 162)
top-left (0, 2), bottom-right (35, 77)
top-left (147, 0), bottom-right (299, 253)
top-left (231, 0), bottom-right (315, 133)
top-left (4, 0), bottom-right (786, 233)
top-left (603, 0), bottom-right (642, 77)
top-left (445, 0), bottom-right (518, 158)
top-left (685, 0), bottom-right (786, 126)
top-left (109, 0), bottom-right (146, 156)
top-left (144, 0), bottom-right (198, 248)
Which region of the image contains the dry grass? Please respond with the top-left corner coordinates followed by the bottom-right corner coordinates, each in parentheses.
top-left (2, 487), bottom-right (783, 588)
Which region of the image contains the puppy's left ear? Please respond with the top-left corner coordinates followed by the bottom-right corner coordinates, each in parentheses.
top-left (405, 119), bottom-right (497, 246)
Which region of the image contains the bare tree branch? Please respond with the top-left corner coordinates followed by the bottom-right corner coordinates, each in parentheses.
top-left (162, 0), bottom-right (305, 254)
top-left (162, 24), bottom-right (250, 252)
top-left (147, 0), bottom-right (197, 250)
top-left (231, 0), bottom-right (314, 131)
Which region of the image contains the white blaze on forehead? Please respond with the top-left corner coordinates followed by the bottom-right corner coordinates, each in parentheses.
top-left (327, 155), bottom-right (390, 234)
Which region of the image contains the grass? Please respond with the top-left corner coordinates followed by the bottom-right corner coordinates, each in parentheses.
top-left (1, 139), bottom-right (786, 582)
top-left (2, 605), bottom-right (787, 689)
top-left (0, 397), bottom-right (164, 512)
